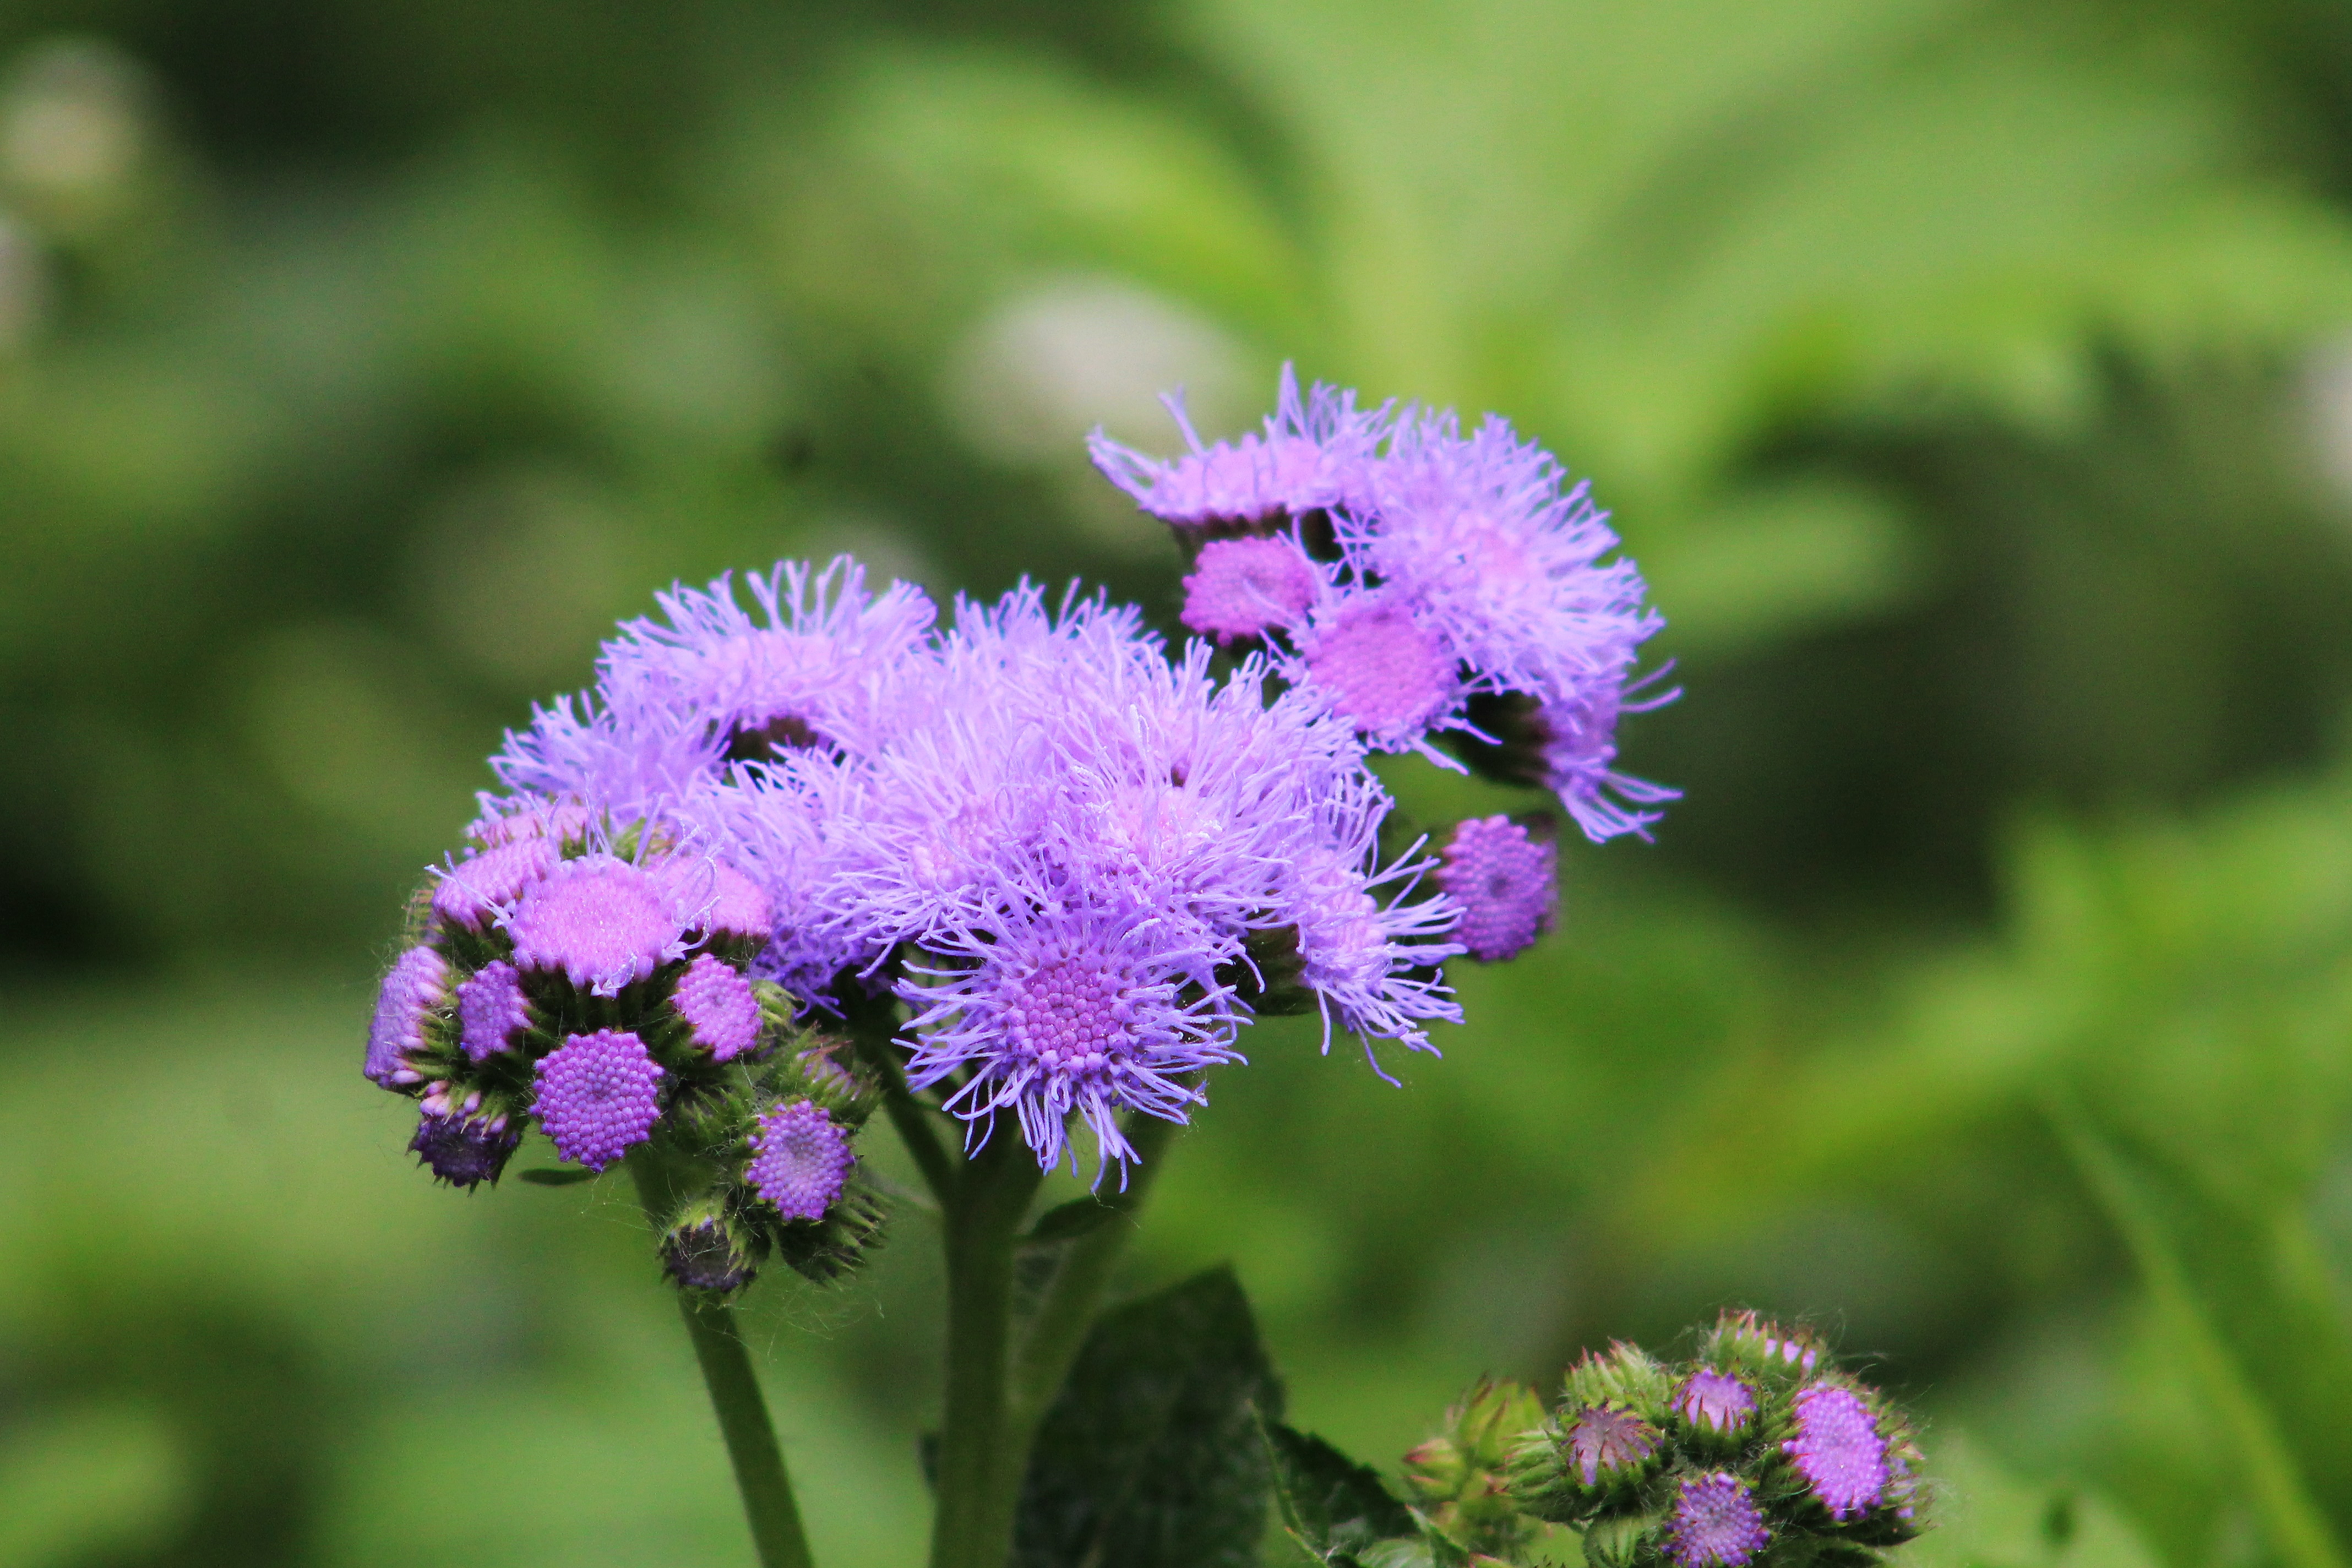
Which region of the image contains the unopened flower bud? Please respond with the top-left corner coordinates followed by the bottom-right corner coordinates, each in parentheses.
top-left (670, 952), bottom-right (761, 1061)
top-left (1668, 1473), bottom-right (1770, 1568)
top-left (747, 1100), bottom-right (853, 1221)
top-left (409, 1104), bottom-right (520, 1189)
top-left (1434, 814), bottom-right (1556, 963)
top-left (661, 1206), bottom-right (763, 1294)
top-left (365, 945), bottom-right (450, 1087)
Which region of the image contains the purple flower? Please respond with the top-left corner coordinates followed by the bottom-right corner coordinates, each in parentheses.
top-left (671, 859), bottom-right (774, 944)
top-left (1434, 815), bottom-right (1555, 963)
top-left (364, 946), bottom-right (449, 1086)
top-left (1180, 536), bottom-right (1320, 644)
top-left (456, 960), bottom-right (533, 1061)
top-left (1344, 408), bottom-right (1660, 703)
top-left (1673, 1369), bottom-right (1756, 1436)
top-left (532, 1028), bottom-right (665, 1169)
top-left (1532, 678), bottom-right (1680, 844)
top-left (409, 1102), bottom-right (520, 1189)
top-left (1668, 1473), bottom-right (1770, 1568)
top-left (672, 952), bottom-right (761, 1061)
top-left (491, 557), bottom-right (935, 825)
top-left (1564, 1407), bottom-right (1657, 1487)
top-left (431, 836), bottom-right (558, 932)
top-left (1784, 1384), bottom-right (1888, 1521)
top-left (464, 796), bottom-right (595, 850)
top-left (902, 894), bottom-right (1242, 1173)
top-left (1088, 364), bottom-right (1389, 532)
top-left (747, 1100), bottom-right (853, 1220)
top-left (506, 855), bottom-right (688, 995)
top-left (1295, 596), bottom-right (1460, 752)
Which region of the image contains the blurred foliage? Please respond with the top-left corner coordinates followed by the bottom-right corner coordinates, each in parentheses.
top-left (6, 1), bottom-right (2352, 1565)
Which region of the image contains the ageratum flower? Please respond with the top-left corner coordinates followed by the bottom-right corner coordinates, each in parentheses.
top-left (456, 960), bottom-right (532, 1061)
top-left (1180, 535), bottom-right (1320, 644)
top-left (671, 952), bottom-right (761, 1061)
top-left (490, 557), bottom-right (935, 828)
top-left (505, 854), bottom-right (693, 995)
top-left (365, 946), bottom-right (449, 1087)
top-left (1088, 364), bottom-right (1389, 537)
top-left (747, 1101), bottom-right (853, 1220)
top-left (1784, 1385), bottom-right (1888, 1521)
top-left (709, 581), bottom-right (1463, 1171)
top-left (1435, 815), bottom-right (1555, 963)
top-left (1668, 1473), bottom-right (1771, 1568)
top-left (1673, 1369), bottom-right (1755, 1436)
top-left (533, 1028), bottom-right (666, 1169)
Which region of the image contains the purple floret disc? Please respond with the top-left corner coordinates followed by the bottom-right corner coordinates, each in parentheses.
top-left (747, 1099), bottom-right (853, 1221)
top-left (1668, 1473), bottom-right (1771, 1568)
top-left (1784, 1384), bottom-right (1888, 1521)
top-left (532, 1028), bottom-right (665, 1169)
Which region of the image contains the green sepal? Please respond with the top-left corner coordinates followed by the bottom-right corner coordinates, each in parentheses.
top-left (766, 1171), bottom-right (889, 1284)
top-left (1562, 1344), bottom-right (1672, 1420)
top-left (1401, 1380), bottom-right (1548, 1565)
top-left (1218, 924), bottom-right (1317, 1016)
top-left (1577, 1506), bottom-right (1665, 1568)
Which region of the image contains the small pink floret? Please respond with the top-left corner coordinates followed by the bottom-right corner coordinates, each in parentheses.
top-left (1180, 537), bottom-right (1319, 644)
top-left (508, 857), bottom-right (682, 994)
top-left (532, 1028), bottom-right (665, 1170)
top-left (366, 946), bottom-right (449, 1085)
top-left (672, 953), bottom-right (761, 1061)
top-left (432, 837), bottom-right (559, 931)
top-left (747, 1100), bottom-right (852, 1221)
top-left (1302, 600), bottom-right (1455, 742)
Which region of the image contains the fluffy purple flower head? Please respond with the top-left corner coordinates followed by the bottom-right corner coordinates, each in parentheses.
top-left (1668, 1473), bottom-right (1770, 1568)
top-left (1784, 1384), bottom-right (1888, 1521)
top-left (1565, 1407), bottom-right (1658, 1487)
top-left (901, 894), bottom-right (1242, 1174)
top-left (1343, 409), bottom-right (1662, 702)
top-left (747, 1100), bottom-right (853, 1220)
top-left (364, 946), bottom-right (449, 1086)
top-left (672, 952), bottom-right (761, 1061)
top-left (532, 1028), bottom-right (665, 1169)
top-left (1287, 815), bottom-right (1464, 1069)
top-left (409, 1103), bottom-right (519, 1189)
top-left (1297, 597), bottom-right (1459, 750)
top-left (1088, 364), bottom-right (1388, 532)
top-left (491, 557), bottom-right (936, 825)
top-left (456, 960), bottom-right (533, 1062)
top-left (431, 836), bottom-right (559, 932)
top-left (1435, 815), bottom-right (1555, 963)
top-left (1674, 1369), bottom-right (1756, 1436)
top-left (1180, 536), bottom-right (1320, 644)
top-left (1533, 678), bottom-right (1681, 843)
top-left (507, 855), bottom-right (688, 995)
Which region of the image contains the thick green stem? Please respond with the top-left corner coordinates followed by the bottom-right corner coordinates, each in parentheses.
top-left (630, 1157), bottom-right (818, 1568)
top-left (929, 1134), bottom-right (1046, 1568)
top-left (1006, 1112), bottom-right (1178, 1441)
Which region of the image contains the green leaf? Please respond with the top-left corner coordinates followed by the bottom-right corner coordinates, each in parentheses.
top-left (1262, 1419), bottom-right (1417, 1564)
top-left (2052, 1106), bottom-right (2352, 1568)
top-left (1012, 1264), bottom-right (1282, 1568)
top-left (515, 1168), bottom-right (596, 1187)
top-left (1023, 1197), bottom-right (1121, 1247)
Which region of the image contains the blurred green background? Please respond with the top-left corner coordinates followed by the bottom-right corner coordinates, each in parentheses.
top-left (7, 1), bottom-right (2352, 1564)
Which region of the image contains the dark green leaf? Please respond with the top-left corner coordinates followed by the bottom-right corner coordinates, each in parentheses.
top-left (1262, 1419), bottom-right (1417, 1564)
top-left (515, 1168), bottom-right (596, 1187)
top-left (1013, 1264), bottom-right (1283, 1568)
top-left (1024, 1197), bottom-right (1121, 1246)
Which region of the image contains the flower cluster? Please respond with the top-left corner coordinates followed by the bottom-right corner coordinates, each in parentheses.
top-left (1092, 366), bottom-right (1676, 841)
top-left (366, 368), bottom-right (1670, 1279)
top-left (362, 801), bottom-right (882, 1293)
top-left (1503, 1311), bottom-right (1925, 1568)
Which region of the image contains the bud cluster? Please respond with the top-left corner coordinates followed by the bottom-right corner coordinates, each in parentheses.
top-left (362, 799), bottom-right (882, 1293)
top-left (1506, 1313), bottom-right (1924, 1568)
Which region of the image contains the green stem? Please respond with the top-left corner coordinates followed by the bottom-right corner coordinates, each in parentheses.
top-left (929, 1133), bottom-right (1046, 1568)
top-left (839, 984), bottom-right (958, 1207)
top-left (630, 1157), bottom-right (819, 1568)
top-left (1006, 1112), bottom-right (1178, 1440)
